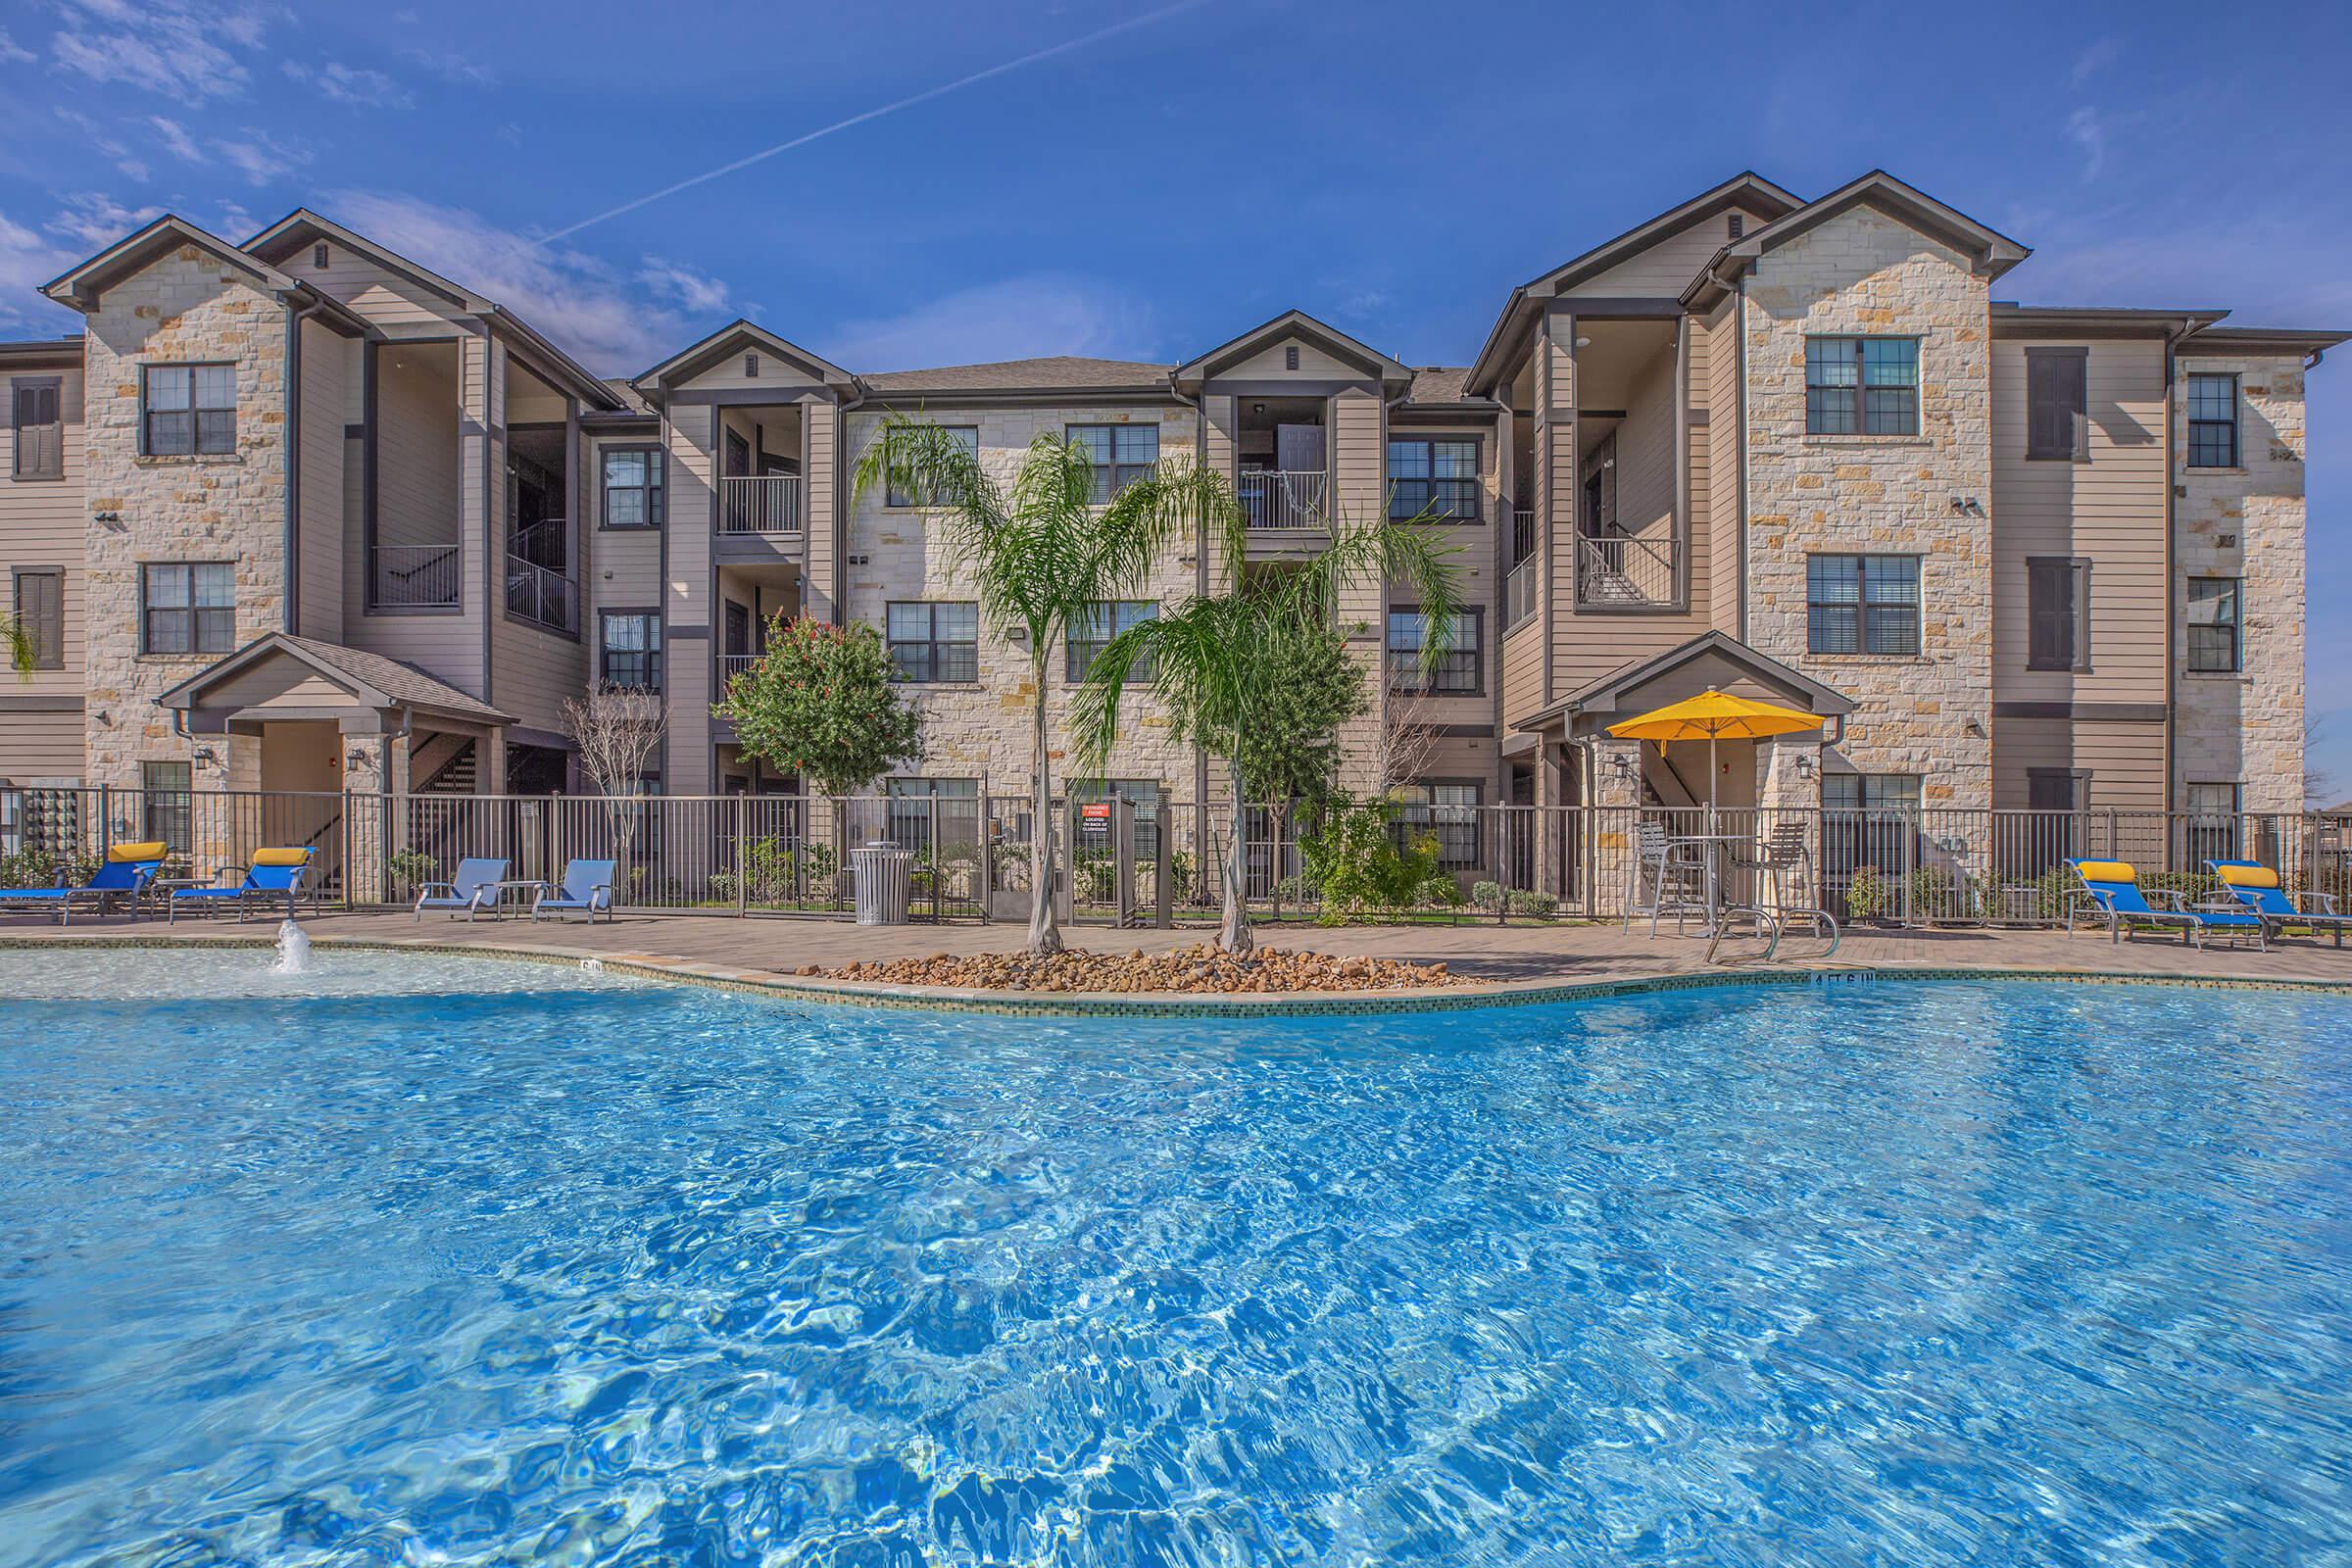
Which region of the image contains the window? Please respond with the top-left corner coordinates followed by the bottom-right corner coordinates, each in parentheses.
top-left (2027, 557), bottom-right (2090, 671)
top-left (2185, 781), bottom-right (2242, 865)
top-left (142, 761), bottom-right (190, 856)
top-left (600, 612), bottom-right (662, 689)
top-left (11, 377), bottom-right (62, 480)
top-left (2187, 372), bottom-right (2239, 468)
top-left (2028, 768), bottom-right (2090, 812)
top-left (12, 567), bottom-right (61, 669)
top-left (140, 563), bottom-right (235, 655)
top-left (141, 365), bottom-right (235, 456)
top-left (886, 777), bottom-right (978, 857)
top-left (1823, 773), bottom-right (1922, 812)
top-left (1388, 608), bottom-right (1482, 695)
top-left (1068, 423), bottom-right (1157, 503)
top-left (1805, 337), bottom-right (1918, 435)
top-left (885, 425), bottom-right (979, 508)
top-left (1396, 782), bottom-right (1480, 871)
top-left (1066, 600), bottom-right (1157, 681)
top-left (886, 601), bottom-right (979, 683)
top-left (2186, 576), bottom-right (2240, 672)
top-left (2026, 348), bottom-right (2087, 461)
top-left (602, 448), bottom-right (664, 528)
top-left (1388, 438), bottom-right (1480, 520)
top-left (1806, 555), bottom-right (1921, 656)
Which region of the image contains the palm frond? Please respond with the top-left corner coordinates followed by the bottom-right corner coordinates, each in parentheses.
top-left (0, 613), bottom-right (31, 681)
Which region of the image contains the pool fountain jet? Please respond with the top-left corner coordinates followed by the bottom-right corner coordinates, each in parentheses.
top-left (272, 918), bottom-right (314, 976)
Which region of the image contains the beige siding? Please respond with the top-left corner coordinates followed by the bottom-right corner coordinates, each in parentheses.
top-left (0, 362), bottom-right (87, 706)
top-left (1990, 337), bottom-right (2168, 706)
top-left (664, 403), bottom-right (715, 793)
top-left (675, 356), bottom-right (825, 394)
top-left (1993, 714), bottom-right (2164, 810)
top-left (295, 319), bottom-right (347, 641)
top-left (1703, 297), bottom-right (1742, 635)
top-left (344, 339), bottom-right (475, 688)
top-left (0, 708), bottom-right (85, 777)
top-left (1218, 338), bottom-right (1365, 381)
top-left (1500, 620), bottom-right (1545, 728)
top-left (1332, 387), bottom-right (1385, 789)
top-left (1568, 207), bottom-right (1775, 299)
top-left (281, 247), bottom-right (461, 336)
top-left (801, 396), bottom-right (841, 622)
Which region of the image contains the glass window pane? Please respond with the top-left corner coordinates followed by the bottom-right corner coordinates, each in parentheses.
top-left (147, 368), bottom-right (191, 411)
top-left (1388, 440), bottom-right (1431, 479)
top-left (606, 451), bottom-right (644, 486)
top-left (193, 365), bottom-right (236, 409)
top-left (939, 602), bottom-right (977, 642)
top-left (1434, 441), bottom-right (1477, 478)
top-left (193, 564), bottom-right (236, 606)
top-left (1862, 339), bottom-right (1916, 386)
top-left (146, 566), bottom-right (189, 609)
top-left (1070, 426), bottom-right (1111, 465)
top-left (1112, 425), bottom-right (1156, 464)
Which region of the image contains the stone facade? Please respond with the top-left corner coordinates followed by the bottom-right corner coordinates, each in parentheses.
top-left (2174, 352), bottom-right (2307, 812)
top-left (78, 247), bottom-right (288, 788)
top-left (1739, 207), bottom-right (1995, 810)
top-left (839, 403), bottom-right (1202, 798)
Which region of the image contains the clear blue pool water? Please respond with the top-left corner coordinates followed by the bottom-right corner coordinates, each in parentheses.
top-left (1, 953), bottom-right (2349, 1566)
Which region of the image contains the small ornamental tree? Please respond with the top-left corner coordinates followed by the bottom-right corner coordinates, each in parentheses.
top-left (712, 614), bottom-right (923, 796)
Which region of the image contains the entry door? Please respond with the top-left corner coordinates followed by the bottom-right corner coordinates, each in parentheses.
top-left (723, 600), bottom-right (752, 657)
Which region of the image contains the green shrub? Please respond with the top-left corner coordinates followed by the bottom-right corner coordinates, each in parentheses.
top-left (1471, 879), bottom-right (1505, 913)
top-left (1299, 798), bottom-right (1439, 924)
top-left (1417, 873), bottom-right (1465, 910)
top-left (386, 848), bottom-right (437, 895)
top-left (1504, 888), bottom-right (1559, 918)
top-left (1843, 864), bottom-right (1901, 921)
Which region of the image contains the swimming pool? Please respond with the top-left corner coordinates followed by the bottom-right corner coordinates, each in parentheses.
top-left (2, 952), bottom-right (2347, 1565)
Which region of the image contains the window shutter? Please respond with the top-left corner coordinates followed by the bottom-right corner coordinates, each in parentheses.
top-left (2026, 353), bottom-right (2085, 460)
top-left (11, 380), bottom-right (62, 480)
top-left (14, 569), bottom-right (62, 668)
top-left (2061, 354), bottom-right (2087, 460)
top-left (2028, 559), bottom-right (2075, 669)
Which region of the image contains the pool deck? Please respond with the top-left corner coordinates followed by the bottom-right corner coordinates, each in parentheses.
top-left (9, 906), bottom-right (2352, 1012)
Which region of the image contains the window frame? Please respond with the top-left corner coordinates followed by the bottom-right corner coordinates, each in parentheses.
top-left (2025, 346), bottom-right (2089, 462)
top-left (2026, 556), bottom-right (2092, 672)
top-left (1386, 435), bottom-right (1483, 522)
top-left (599, 445), bottom-right (665, 530)
top-left (1065, 599), bottom-right (1158, 683)
top-left (1394, 779), bottom-right (1482, 871)
top-left (884, 424), bottom-right (979, 508)
top-left (1386, 605), bottom-right (1484, 696)
top-left (598, 610), bottom-right (664, 691)
top-left (1804, 336), bottom-right (1919, 436)
top-left (1066, 423), bottom-right (1159, 505)
top-left (2185, 575), bottom-right (2241, 673)
top-left (139, 363), bottom-right (236, 458)
top-left (138, 562), bottom-right (236, 656)
top-left (11, 565), bottom-right (63, 670)
top-left (141, 760), bottom-right (191, 856)
top-left (885, 600), bottom-right (980, 684)
top-left (2186, 371), bottom-right (2241, 469)
top-left (11, 375), bottom-right (64, 481)
top-left (1805, 553), bottom-right (1922, 658)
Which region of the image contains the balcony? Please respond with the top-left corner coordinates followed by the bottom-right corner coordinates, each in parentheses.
top-left (1239, 470), bottom-right (1327, 530)
top-left (716, 652), bottom-right (760, 689)
top-left (506, 556), bottom-right (572, 631)
top-left (1505, 510), bottom-right (1536, 627)
top-left (720, 475), bottom-right (803, 535)
top-left (372, 544), bottom-right (460, 609)
top-left (1576, 533), bottom-right (1677, 607)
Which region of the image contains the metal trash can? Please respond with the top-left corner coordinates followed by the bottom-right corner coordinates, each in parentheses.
top-left (849, 840), bottom-right (915, 925)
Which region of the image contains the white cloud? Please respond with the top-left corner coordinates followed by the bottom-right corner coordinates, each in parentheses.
top-left (44, 192), bottom-right (167, 249)
top-left (637, 257), bottom-right (730, 315)
top-left (282, 58), bottom-right (414, 110)
top-left (50, 0), bottom-right (271, 101)
top-left (2071, 36), bottom-right (2119, 86)
top-left (403, 47), bottom-right (495, 86)
top-left (95, 137), bottom-right (150, 182)
top-left (0, 28), bottom-right (35, 64)
top-left (824, 274), bottom-right (1155, 370)
top-left (214, 127), bottom-right (309, 185)
top-left (2066, 106), bottom-right (2107, 180)
top-left (0, 211), bottom-right (77, 326)
top-left (324, 190), bottom-right (728, 371)
top-left (148, 115), bottom-right (206, 165)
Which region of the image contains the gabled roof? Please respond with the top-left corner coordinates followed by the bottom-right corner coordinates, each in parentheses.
top-left (2180, 323), bottom-right (2352, 357)
top-left (1520, 630), bottom-right (1855, 733)
top-left (243, 208), bottom-right (623, 410)
top-left (0, 335), bottom-right (83, 367)
top-left (1682, 171), bottom-right (2030, 310)
top-left (1991, 304), bottom-right (2230, 340)
top-left (43, 214), bottom-right (300, 312)
top-left (1401, 367), bottom-right (1488, 407)
top-left (1466, 172), bottom-right (1804, 396)
top-left (860, 355), bottom-right (1172, 397)
top-left (633, 318), bottom-right (858, 399)
top-left (1174, 309), bottom-right (1413, 388)
top-left (156, 633), bottom-right (512, 725)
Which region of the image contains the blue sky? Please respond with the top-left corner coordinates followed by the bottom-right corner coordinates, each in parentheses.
top-left (2, 0), bottom-right (2347, 788)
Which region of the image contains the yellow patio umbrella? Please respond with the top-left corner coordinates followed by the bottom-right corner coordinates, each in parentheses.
top-left (1605, 689), bottom-right (1825, 812)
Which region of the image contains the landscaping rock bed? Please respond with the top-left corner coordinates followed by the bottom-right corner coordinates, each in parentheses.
top-left (795, 943), bottom-right (1460, 994)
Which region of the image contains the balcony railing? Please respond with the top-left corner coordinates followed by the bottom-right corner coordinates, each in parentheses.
top-left (1239, 469), bottom-right (1328, 530)
top-left (720, 475), bottom-right (803, 534)
top-left (716, 653), bottom-right (760, 689)
top-left (1505, 510), bottom-right (1537, 627)
top-left (505, 555), bottom-right (573, 631)
top-left (372, 544), bottom-right (460, 609)
top-left (1576, 532), bottom-right (1678, 606)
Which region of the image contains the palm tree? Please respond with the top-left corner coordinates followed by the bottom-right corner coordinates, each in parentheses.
top-left (854, 416), bottom-right (1232, 955)
top-left (1, 614), bottom-right (32, 680)
top-left (1072, 488), bottom-right (1464, 953)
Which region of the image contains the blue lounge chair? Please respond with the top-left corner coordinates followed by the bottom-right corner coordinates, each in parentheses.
top-left (2207, 858), bottom-right (2352, 949)
top-left (531, 858), bottom-right (616, 923)
top-left (413, 858), bottom-right (509, 921)
top-left (0, 840), bottom-right (169, 925)
top-left (169, 847), bottom-right (314, 923)
top-left (2066, 858), bottom-right (2264, 950)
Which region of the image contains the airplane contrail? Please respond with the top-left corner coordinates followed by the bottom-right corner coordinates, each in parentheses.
top-left (537, 1), bottom-right (1208, 245)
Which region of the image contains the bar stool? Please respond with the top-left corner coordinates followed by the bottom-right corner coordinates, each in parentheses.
top-left (1625, 819), bottom-right (1709, 937)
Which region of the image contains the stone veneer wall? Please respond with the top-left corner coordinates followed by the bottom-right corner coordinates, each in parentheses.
top-left (79, 247), bottom-right (288, 787)
top-left (2174, 352), bottom-right (2307, 811)
top-left (841, 404), bottom-right (1200, 795)
top-left (1739, 207), bottom-right (1994, 810)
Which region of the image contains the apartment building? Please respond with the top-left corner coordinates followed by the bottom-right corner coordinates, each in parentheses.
top-left (0, 171), bottom-right (2337, 893)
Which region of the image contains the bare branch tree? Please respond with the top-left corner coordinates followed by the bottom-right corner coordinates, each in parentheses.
top-left (1371, 693), bottom-right (1443, 797)
top-left (563, 687), bottom-right (665, 796)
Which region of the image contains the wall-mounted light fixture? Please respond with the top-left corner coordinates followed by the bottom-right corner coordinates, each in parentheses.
top-left (1607, 751), bottom-right (1634, 784)
top-left (1793, 751), bottom-right (1816, 781)
top-left (191, 745), bottom-right (219, 769)
top-left (345, 747), bottom-right (371, 769)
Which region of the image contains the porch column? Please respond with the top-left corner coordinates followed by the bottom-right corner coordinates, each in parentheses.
top-left (1760, 735), bottom-right (1823, 912)
top-left (1588, 736), bottom-right (1642, 920)
top-left (342, 731), bottom-right (389, 906)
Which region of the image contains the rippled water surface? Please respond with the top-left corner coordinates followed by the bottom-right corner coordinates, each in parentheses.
top-left (1, 953), bottom-right (2349, 1565)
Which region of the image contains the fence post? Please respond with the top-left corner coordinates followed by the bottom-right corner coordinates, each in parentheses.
top-left (928, 792), bottom-right (943, 919)
top-left (735, 796), bottom-right (748, 916)
top-left (1153, 787), bottom-right (1173, 929)
top-left (97, 785), bottom-right (113, 861)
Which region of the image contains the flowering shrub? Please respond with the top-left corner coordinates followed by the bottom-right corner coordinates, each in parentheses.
top-left (711, 616), bottom-right (923, 796)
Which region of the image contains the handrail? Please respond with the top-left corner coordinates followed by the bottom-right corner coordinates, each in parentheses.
top-left (1576, 531), bottom-right (1677, 605)
top-left (719, 475), bottom-right (803, 534)
top-left (1238, 469), bottom-right (1328, 529)
top-left (505, 554), bottom-right (573, 631)
top-left (371, 544), bottom-right (461, 608)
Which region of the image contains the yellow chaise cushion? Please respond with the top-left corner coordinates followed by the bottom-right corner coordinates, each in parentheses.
top-left (2215, 862), bottom-right (2280, 889)
top-left (2074, 860), bottom-right (2137, 884)
top-left (106, 841), bottom-right (170, 862)
top-left (250, 847), bottom-right (312, 866)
